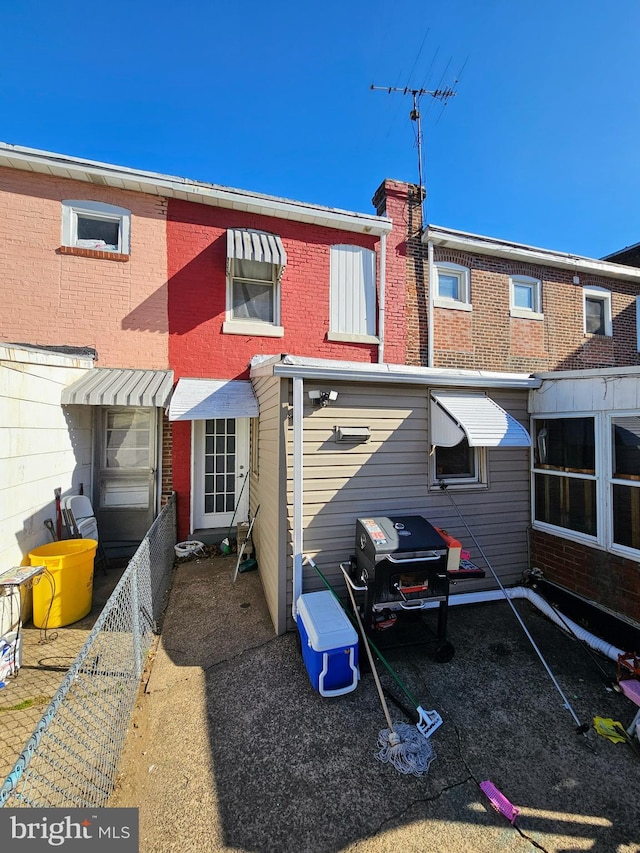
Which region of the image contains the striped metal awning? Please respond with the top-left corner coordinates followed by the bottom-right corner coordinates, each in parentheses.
top-left (168, 378), bottom-right (259, 421)
top-left (62, 369), bottom-right (174, 407)
top-left (430, 391), bottom-right (531, 448)
top-left (227, 228), bottom-right (287, 267)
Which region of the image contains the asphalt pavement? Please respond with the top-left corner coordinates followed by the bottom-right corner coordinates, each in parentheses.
top-left (110, 553), bottom-right (640, 853)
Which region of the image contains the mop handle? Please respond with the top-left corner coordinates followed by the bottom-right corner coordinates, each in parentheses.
top-left (304, 556), bottom-right (421, 708)
top-left (342, 571), bottom-right (395, 732)
top-left (440, 485), bottom-right (584, 729)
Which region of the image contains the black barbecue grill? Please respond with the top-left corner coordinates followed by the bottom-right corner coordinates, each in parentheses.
top-left (347, 514), bottom-right (484, 661)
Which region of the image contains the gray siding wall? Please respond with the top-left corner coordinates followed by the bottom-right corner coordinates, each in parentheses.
top-left (285, 382), bottom-right (531, 628)
top-left (251, 376), bottom-right (288, 633)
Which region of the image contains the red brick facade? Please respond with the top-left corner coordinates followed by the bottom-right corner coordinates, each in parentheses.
top-left (167, 196), bottom-right (407, 538)
top-left (404, 237), bottom-right (640, 373)
top-left (530, 529), bottom-right (640, 623)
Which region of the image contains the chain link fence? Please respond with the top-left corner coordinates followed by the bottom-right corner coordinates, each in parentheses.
top-left (0, 493), bottom-right (177, 808)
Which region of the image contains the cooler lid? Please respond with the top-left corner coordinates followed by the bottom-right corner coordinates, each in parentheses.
top-left (358, 515), bottom-right (447, 555)
top-left (296, 591), bottom-right (357, 651)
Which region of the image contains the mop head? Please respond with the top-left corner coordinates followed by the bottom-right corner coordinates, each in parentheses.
top-left (375, 723), bottom-right (436, 776)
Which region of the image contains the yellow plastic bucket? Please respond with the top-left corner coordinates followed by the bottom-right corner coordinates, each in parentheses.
top-left (29, 539), bottom-right (97, 628)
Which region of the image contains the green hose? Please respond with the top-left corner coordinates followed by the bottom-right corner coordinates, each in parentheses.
top-left (306, 558), bottom-right (421, 709)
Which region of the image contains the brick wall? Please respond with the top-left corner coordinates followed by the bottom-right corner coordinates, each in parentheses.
top-left (530, 528), bottom-right (640, 623)
top-left (167, 195), bottom-right (408, 536)
top-left (0, 166), bottom-right (169, 368)
top-left (167, 200), bottom-right (386, 380)
top-left (405, 239), bottom-right (640, 371)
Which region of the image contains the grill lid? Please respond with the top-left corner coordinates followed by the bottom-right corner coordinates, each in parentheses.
top-left (356, 515), bottom-right (447, 558)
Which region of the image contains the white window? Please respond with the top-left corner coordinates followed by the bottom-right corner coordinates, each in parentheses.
top-left (532, 411), bottom-right (640, 559)
top-left (434, 262), bottom-right (471, 310)
top-left (62, 200), bottom-right (130, 254)
top-left (224, 258), bottom-right (284, 337)
top-left (532, 417), bottom-right (597, 540)
top-left (328, 245), bottom-right (377, 341)
top-left (583, 286), bottom-right (612, 336)
top-left (609, 416), bottom-right (640, 552)
top-left (430, 439), bottom-right (486, 488)
top-left (510, 275), bottom-right (542, 319)
top-left (223, 227), bottom-right (286, 337)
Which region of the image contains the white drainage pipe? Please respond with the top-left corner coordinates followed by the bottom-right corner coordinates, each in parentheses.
top-left (437, 587), bottom-right (625, 663)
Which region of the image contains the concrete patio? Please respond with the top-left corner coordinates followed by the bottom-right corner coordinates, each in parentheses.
top-left (111, 553), bottom-right (640, 853)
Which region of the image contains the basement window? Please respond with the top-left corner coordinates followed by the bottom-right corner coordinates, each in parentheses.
top-left (61, 200), bottom-right (131, 255)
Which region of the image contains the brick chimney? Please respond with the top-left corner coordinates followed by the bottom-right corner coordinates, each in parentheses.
top-left (371, 180), bottom-right (424, 365)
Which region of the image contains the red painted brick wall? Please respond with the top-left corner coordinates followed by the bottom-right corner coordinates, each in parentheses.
top-left (167, 194), bottom-right (408, 536)
top-left (530, 528), bottom-right (640, 623)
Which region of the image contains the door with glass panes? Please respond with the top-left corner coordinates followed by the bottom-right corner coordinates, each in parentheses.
top-left (193, 418), bottom-right (249, 529)
top-left (94, 406), bottom-right (157, 549)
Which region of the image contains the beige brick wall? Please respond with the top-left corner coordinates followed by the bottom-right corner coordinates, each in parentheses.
top-left (0, 167), bottom-right (169, 368)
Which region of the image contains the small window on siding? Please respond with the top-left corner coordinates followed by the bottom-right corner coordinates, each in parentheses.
top-left (430, 438), bottom-right (486, 488)
top-left (62, 200), bottom-right (131, 254)
top-left (329, 245), bottom-right (377, 341)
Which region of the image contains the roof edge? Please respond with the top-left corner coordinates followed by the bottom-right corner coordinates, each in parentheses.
top-left (250, 354), bottom-right (540, 389)
top-left (423, 224), bottom-right (640, 282)
top-left (0, 142), bottom-right (393, 236)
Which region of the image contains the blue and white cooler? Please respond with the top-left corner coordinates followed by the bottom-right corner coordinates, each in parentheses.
top-left (296, 590), bottom-right (359, 697)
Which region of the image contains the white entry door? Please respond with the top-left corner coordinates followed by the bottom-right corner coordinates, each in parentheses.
top-left (193, 418), bottom-right (249, 530)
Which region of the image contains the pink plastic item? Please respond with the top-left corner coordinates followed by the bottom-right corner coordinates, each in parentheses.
top-left (479, 779), bottom-right (520, 824)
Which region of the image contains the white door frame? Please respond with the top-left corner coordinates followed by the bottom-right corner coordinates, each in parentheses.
top-left (191, 418), bottom-right (250, 531)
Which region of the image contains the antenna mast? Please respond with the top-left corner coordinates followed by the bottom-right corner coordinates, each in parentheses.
top-left (371, 84), bottom-right (455, 225)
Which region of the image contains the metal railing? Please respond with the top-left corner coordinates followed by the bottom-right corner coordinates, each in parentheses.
top-left (0, 493), bottom-right (177, 808)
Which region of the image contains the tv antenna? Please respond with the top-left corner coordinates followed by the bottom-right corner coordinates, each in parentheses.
top-left (371, 84), bottom-right (456, 225)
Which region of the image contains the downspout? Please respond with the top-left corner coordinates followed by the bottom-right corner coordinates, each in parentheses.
top-left (291, 375), bottom-right (304, 622)
top-left (378, 231), bottom-right (387, 364)
top-left (427, 238), bottom-right (434, 368)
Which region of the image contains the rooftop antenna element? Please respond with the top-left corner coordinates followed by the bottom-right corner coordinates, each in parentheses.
top-left (371, 84), bottom-right (456, 225)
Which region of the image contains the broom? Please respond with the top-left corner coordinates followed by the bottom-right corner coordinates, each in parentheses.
top-left (220, 475), bottom-right (247, 555)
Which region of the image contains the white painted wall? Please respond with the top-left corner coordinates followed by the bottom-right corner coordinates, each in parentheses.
top-left (0, 345), bottom-right (94, 635)
top-left (530, 367), bottom-right (640, 414)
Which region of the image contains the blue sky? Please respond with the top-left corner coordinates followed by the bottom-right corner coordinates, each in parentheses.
top-left (1, 1), bottom-right (639, 258)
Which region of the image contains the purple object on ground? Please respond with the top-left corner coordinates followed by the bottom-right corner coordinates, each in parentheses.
top-left (479, 779), bottom-right (520, 824)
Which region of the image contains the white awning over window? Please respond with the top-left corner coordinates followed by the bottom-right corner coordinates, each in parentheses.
top-left (168, 379), bottom-right (258, 421)
top-left (227, 228), bottom-right (287, 269)
top-left (430, 391), bottom-right (531, 448)
top-left (62, 369), bottom-right (174, 407)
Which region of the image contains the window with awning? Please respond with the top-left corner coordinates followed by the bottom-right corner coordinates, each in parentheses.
top-left (430, 391), bottom-right (531, 448)
top-left (224, 229), bottom-right (287, 336)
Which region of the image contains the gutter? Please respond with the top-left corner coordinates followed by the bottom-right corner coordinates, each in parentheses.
top-left (291, 377), bottom-right (304, 621)
top-left (252, 357), bottom-right (540, 390)
top-left (424, 225), bottom-right (640, 283)
top-left (378, 232), bottom-right (386, 363)
top-left (427, 239), bottom-right (435, 368)
top-left (0, 142), bottom-right (393, 237)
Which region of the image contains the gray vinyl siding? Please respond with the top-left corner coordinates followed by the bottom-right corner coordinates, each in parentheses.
top-left (285, 383), bottom-right (531, 628)
top-left (251, 376), bottom-right (288, 633)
